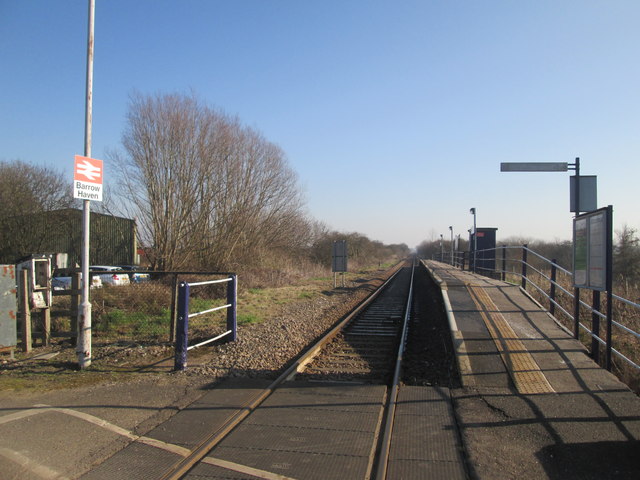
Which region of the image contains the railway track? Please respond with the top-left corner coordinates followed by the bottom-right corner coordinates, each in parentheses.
top-left (296, 265), bottom-right (412, 383)
top-left (80, 259), bottom-right (463, 480)
top-left (156, 261), bottom-right (418, 480)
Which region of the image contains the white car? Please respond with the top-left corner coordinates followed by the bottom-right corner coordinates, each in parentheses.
top-left (90, 266), bottom-right (131, 286)
top-left (52, 269), bottom-right (103, 290)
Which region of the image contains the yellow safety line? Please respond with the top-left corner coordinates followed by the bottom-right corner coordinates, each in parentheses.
top-left (467, 285), bottom-right (555, 395)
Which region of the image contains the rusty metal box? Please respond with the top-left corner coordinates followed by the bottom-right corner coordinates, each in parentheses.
top-left (0, 265), bottom-right (17, 348)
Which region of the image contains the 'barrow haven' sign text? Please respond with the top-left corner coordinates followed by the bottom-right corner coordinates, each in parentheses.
top-left (73, 155), bottom-right (103, 201)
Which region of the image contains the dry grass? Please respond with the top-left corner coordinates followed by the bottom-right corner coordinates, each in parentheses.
top-left (1, 264), bottom-right (399, 392)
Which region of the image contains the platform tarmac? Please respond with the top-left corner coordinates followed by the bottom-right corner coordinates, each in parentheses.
top-left (0, 261), bottom-right (639, 479)
top-left (423, 260), bottom-right (640, 479)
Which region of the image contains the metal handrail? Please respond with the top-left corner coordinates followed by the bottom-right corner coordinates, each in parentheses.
top-left (482, 248), bottom-right (601, 316)
top-left (613, 293), bottom-right (640, 309)
top-left (454, 244), bottom-right (640, 372)
top-left (613, 346), bottom-right (640, 370)
top-left (523, 246), bottom-right (573, 275)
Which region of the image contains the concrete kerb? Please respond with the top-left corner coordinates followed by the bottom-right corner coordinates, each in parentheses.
top-left (420, 261), bottom-right (476, 388)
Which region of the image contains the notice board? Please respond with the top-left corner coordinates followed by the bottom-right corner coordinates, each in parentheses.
top-left (573, 207), bottom-right (611, 291)
top-left (332, 240), bottom-right (348, 273)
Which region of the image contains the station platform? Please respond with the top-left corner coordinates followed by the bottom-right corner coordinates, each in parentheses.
top-left (422, 260), bottom-right (640, 479)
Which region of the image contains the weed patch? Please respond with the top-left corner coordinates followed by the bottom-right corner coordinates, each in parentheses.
top-left (238, 313), bottom-right (261, 325)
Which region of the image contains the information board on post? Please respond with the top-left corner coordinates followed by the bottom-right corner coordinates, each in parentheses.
top-left (332, 240), bottom-right (348, 273)
top-left (332, 240), bottom-right (348, 288)
top-left (573, 207), bottom-right (611, 291)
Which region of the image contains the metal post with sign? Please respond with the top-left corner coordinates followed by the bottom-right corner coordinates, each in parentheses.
top-left (500, 159), bottom-right (615, 370)
top-left (332, 240), bottom-right (348, 288)
top-left (573, 206), bottom-right (614, 369)
top-left (76, 0), bottom-right (96, 369)
top-left (74, 155), bottom-right (103, 369)
top-left (500, 158), bottom-right (597, 213)
top-left (500, 158), bottom-right (595, 341)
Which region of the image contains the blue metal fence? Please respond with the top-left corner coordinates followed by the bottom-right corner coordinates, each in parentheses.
top-left (174, 274), bottom-right (237, 370)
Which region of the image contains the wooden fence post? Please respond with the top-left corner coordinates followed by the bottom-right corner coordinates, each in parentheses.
top-left (19, 269), bottom-right (31, 352)
top-left (42, 307), bottom-right (50, 347)
top-left (71, 272), bottom-right (80, 346)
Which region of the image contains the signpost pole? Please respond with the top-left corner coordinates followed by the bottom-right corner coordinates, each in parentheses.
top-left (501, 159), bottom-right (589, 340)
top-left (449, 226), bottom-right (454, 265)
top-left (573, 158), bottom-right (581, 340)
top-left (470, 208), bottom-right (477, 272)
top-left (332, 240), bottom-right (348, 288)
top-left (78, 0), bottom-right (95, 369)
top-left (605, 205), bottom-right (614, 370)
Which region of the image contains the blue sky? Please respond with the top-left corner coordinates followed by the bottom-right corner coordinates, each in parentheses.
top-left (2, 1), bottom-right (639, 248)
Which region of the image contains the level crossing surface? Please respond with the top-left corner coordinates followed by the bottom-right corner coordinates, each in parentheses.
top-left (1, 262), bottom-right (639, 479)
top-left (69, 378), bottom-right (465, 480)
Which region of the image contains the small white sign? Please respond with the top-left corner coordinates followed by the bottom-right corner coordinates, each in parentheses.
top-left (73, 155), bottom-right (103, 201)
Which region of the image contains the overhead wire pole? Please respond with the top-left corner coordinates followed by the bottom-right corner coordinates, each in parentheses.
top-left (78, 0), bottom-right (95, 369)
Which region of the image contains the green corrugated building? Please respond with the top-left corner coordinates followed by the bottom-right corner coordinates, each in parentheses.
top-left (0, 209), bottom-right (137, 267)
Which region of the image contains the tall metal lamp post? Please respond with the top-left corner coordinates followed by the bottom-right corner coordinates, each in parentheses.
top-left (449, 226), bottom-right (454, 265)
top-left (78, 0), bottom-right (95, 369)
top-left (469, 208), bottom-right (477, 272)
top-left (439, 234), bottom-right (444, 261)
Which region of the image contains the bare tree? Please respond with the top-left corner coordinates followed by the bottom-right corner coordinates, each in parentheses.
top-left (0, 160), bottom-right (73, 262)
top-left (112, 92), bottom-right (308, 271)
top-left (202, 126), bottom-right (306, 268)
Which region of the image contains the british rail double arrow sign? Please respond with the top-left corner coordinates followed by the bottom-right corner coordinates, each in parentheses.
top-left (73, 155), bottom-right (103, 202)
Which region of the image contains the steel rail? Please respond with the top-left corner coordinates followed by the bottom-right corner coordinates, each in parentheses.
top-left (159, 262), bottom-right (407, 480)
top-left (374, 259), bottom-right (416, 480)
